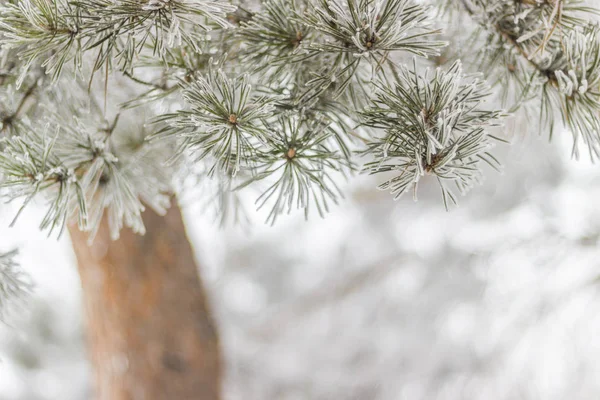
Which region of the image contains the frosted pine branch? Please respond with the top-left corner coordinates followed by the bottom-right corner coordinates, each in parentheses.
top-left (361, 60), bottom-right (504, 209)
top-left (455, 0), bottom-right (600, 159)
top-left (0, 250), bottom-right (32, 322)
top-left (0, 0), bottom-right (598, 237)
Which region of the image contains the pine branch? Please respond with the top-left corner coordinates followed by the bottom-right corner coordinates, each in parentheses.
top-left (361, 59), bottom-right (504, 209)
top-left (0, 250), bottom-right (32, 322)
top-left (236, 112), bottom-right (349, 224)
top-left (150, 65), bottom-right (277, 176)
top-left (0, 0), bottom-right (237, 84)
top-left (0, 102), bottom-right (173, 239)
top-left (0, 79), bottom-right (39, 135)
top-left (457, 0), bottom-right (600, 159)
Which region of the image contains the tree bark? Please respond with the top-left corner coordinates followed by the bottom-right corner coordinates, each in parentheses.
top-left (68, 202), bottom-right (222, 400)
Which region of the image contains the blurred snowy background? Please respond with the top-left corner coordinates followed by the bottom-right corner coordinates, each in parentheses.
top-left (2, 126), bottom-right (600, 400)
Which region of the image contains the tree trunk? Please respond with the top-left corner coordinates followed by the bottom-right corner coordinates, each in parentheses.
top-left (68, 202), bottom-right (222, 400)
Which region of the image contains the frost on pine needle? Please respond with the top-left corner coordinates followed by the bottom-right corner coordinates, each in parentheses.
top-left (151, 67), bottom-right (277, 176)
top-left (544, 25), bottom-right (600, 159)
top-left (295, 0), bottom-right (446, 101)
top-left (0, 110), bottom-right (172, 241)
top-left (81, 120), bottom-right (173, 241)
top-left (0, 48), bottom-right (41, 137)
top-left (454, 0), bottom-right (600, 160)
top-left (0, 83), bottom-right (37, 136)
top-left (0, 0), bottom-right (236, 84)
top-left (361, 60), bottom-right (504, 209)
top-left (303, 0), bottom-right (444, 57)
top-left (238, 0), bottom-right (312, 78)
top-left (0, 123), bottom-right (88, 237)
top-left (236, 113), bottom-right (348, 225)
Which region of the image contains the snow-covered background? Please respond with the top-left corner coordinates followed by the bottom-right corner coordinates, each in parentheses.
top-left (2, 129), bottom-right (600, 400)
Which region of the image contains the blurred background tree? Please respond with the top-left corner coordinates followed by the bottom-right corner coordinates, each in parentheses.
top-left (1, 0), bottom-right (600, 399)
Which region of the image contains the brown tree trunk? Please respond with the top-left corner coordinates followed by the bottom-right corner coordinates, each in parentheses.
top-left (68, 202), bottom-right (222, 400)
